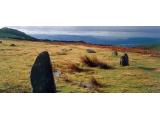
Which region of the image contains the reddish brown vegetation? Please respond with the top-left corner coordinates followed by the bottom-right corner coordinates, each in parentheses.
top-left (81, 55), bottom-right (112, 69)
top-left (46, 41), bottom-right (160, 57)
top-left (90, 77), bottom-right (103, 88)
top-left (68, 63), bottom-right (83, 72)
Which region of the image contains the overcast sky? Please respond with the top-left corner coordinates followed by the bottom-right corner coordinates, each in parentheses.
top-left (2, 26), bottom-right (160, 38)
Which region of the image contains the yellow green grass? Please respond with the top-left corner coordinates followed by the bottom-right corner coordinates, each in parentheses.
top-left (0, 39), bottom-right (160, 93)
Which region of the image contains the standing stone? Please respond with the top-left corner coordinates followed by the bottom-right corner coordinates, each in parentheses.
top-left (112, 50), bottom-right (118, 56)
top-left (30, 51), bottom-right (56, 93)
top-left (120, 53), bottom-right (129, 66)
top-left (0, 41), bottom-right (2, 44)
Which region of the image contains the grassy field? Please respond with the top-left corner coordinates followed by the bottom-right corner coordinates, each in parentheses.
top-left (0, 39), bottom-right (160, 93)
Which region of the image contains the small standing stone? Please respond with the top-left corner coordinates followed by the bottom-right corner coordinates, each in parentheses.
top-left (0, 41), bottom-right (2, 44)
top-left (112, 50), bottom-right (118, 56)
top-left (120, 53), bottom-right (129, 66)
top-left (30, 51), bottom-right (56, 93)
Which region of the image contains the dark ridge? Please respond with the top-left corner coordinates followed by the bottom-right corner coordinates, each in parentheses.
top-left (0, 27), bottom-right (37, 41)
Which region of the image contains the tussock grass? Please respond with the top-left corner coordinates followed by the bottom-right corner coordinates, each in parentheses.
top-left (90, 77), bottom-right (103, 88)
top-left (0, 39), bottom-right (160, 93)
top-left (68, 63), bottom-right (83, 72)
top-left (98, 61), bottom-right (112, 69)
top-left (81, 55), bottom-right (98, 67)
top-left (10, 44), bottom-right (16, 47)
top-left (81, 55), bottom-right (112, 69)
top-left (62, 75), bottom-right (72, 83)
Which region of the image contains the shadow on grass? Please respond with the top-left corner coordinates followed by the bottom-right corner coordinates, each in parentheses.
top-left (138, 66), bottom-right (156, 71)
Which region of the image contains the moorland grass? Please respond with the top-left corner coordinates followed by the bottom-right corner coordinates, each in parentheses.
top-left (0, 39), bottom-right (160, 92)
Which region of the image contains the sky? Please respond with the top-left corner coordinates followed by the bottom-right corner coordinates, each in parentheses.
top-left (1, 26), bottom-right (160, 39)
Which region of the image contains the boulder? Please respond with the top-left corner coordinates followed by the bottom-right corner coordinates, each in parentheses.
top-left (120, 53), bottom-right (129, 66)
top-left (30, 51), bottom-right (56, 93)
top-left (80, 82), bottom-right (92, 88)
top-left (10, 44), bottom-right (16, 47)
top-left (53, 70), bottom-right (61, 78)
top-left (86, 49), bottom-right (96, 53)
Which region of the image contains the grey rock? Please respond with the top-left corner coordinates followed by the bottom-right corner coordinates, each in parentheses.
top-left (80, 82), bottom-right (92, 88)
top-left (53, 70), bottom-right (61, 78)
top-left (30, 51), bottom-right (56, 93)
top-left (86, 49), bottom-right (96, 53)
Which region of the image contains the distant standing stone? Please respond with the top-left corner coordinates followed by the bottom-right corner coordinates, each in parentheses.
top-left (112, 50), bottom-right (118, 56)
top-left (120, 53), bottom-right (129, 66)
top-left (0, 41), bottom-right (2, 44)
top-left (30, 51), bottom-right (56, 93)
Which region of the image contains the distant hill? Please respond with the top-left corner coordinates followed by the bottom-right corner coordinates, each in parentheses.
top-left (32, 34), bottom-right (160, 47)
top-left (144, 44), bottom-right (160, 51)
top-left (0, 27), bottom-right (37, 40)
top-left (1, 27), bottom-right (160, 47)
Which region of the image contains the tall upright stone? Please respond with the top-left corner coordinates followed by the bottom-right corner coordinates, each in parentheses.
top-left (120, 53), bottom-right (129, 66)
top-left (30, 51), bottom-right (56, 93)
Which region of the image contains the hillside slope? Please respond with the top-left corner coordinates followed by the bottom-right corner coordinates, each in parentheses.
top-left (0, 27), bottom-right (37, 40)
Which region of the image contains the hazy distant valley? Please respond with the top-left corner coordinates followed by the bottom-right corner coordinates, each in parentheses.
top-left (31, 34), bottom-right (160, 47)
